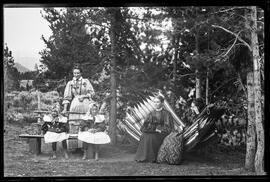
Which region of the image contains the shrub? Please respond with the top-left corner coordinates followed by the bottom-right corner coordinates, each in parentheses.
top-left (5, 111), bottom-right (24, 124)
top-left (12, 91), bottom-right (34, 108)
top-left (5, 90), bottom-right (61, 126)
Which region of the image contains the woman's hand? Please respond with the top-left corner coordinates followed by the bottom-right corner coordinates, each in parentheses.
top-left (78, 96), bottom-right (84, 102)
top-left (88, 128), bottom-right (97, 133)
top-left (155, 125), bottom-right (162, 133)
top-left (62, 109), bottom-right (67, 114)
top-left (62, 104), bottom-right (68, 114)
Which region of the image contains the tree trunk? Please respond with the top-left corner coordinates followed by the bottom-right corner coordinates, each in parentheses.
top-left (205, 67), bottom-right (209, 105)
top-left (4, 63), bottom-right (8, 92)
top-left (171, 36), bottom-right (179, 110)
top-left (173, 48), bottom-right (177, 83)
top-left (250, 6), bottom-right (264, 175)
top-left (173, 36), bottom-right (180, 83)
top-left (37, 90), bottom-right (41, 123)
top-left (245, 72), bottom-right (256, 171)
top-left (108, 8), bottom-right (119, 145)
top-left (195, 31), bottom-right (201, 99)
top-left (195, 71), bottom-right (201, 99)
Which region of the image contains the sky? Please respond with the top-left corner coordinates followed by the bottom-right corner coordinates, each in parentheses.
top-left (4, 7), bottom-right (52, 70)
top-left (4, 7), bottom-right (173, 71)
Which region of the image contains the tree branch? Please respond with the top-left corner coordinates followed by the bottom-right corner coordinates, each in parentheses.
top-left (85, 21), bottom-right (110, 29)
top-left (222, 31), bottom-right (242, 58)
top-left (210, 77), bottom-right (236, 97)
top-left (211, 7), bottom-right (251, 15)
top-left (237, 72), bottom-right (248, 98)
top-left (211, 25), bottom-right (252, 51)
top-left (257, 20), bottom-right (264, 25)
top-left (177, 73), bottom-right (196, 78)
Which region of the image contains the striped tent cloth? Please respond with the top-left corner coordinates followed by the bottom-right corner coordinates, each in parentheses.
top-left (122, 92), bottom-right (225, 152)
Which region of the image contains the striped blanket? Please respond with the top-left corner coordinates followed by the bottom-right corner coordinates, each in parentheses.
top-left (122, 93), bottom-right (225, 152)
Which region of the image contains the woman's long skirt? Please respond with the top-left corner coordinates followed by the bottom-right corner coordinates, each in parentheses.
top-left (67, 97), bottom-right (94, 150)
top-left (134, 132), bottom-right (167, 162)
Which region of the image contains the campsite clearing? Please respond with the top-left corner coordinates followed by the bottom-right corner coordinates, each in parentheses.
top-left (4, 123), bottom-right (255, 177)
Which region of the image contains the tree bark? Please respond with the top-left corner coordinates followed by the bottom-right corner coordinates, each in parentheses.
top-left (250, 6), bottom-right (264, 175)
top-left (195, 71), bottom-right (201, 99)
top-left (171, 36), bottom-right (180, 110)
top-left (195, 31), bottom-right (201, 99)
top-left (37, 90), bottom-right (41, 123)
top-left (245, 71), bottom-right (256, 171)
top-left (173, 36), bottom-right (180, 83)
top-left (173, 48), bottom-right (177, 83)
top-left (108, 8), bottom-right (119, 145)
top-left (205, 67), bottom-right (209, 105)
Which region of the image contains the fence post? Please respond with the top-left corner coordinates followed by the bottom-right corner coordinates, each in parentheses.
top-left (37, 89), bottom-right (41, 123)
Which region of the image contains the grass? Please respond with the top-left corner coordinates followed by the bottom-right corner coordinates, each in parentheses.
top-left (4, 122), bottom-right (257, 178)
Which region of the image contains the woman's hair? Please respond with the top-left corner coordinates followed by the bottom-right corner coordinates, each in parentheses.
top-left (72, 64), bottom-right (82, 73)
top-left (156, 95), bottom-right (165, 103)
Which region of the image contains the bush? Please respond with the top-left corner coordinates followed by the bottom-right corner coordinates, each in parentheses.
top-left (5, 110), bottom-right (37, 125)
top-left (12, 91), bottom-right (35, 108)
top-left (5, 90), bottom-right (61, 126)
top-left (5, 111), bottom-right (24, 124)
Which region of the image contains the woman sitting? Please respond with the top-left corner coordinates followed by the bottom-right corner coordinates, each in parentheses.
top-left (78, 104), bottom-right (110, 160)
top-left (135, 95), bottom-right (174, 163)
top-left (41, 107), bottom-right (69, 159)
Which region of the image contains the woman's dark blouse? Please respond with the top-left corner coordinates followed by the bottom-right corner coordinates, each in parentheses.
top-left (140, 108), bottom-right (174, 135)
top-left (79, 116), bottom-right (106, 132)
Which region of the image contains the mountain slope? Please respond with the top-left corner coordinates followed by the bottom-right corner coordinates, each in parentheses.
top-left (14, 62), bottom-right (31, 73)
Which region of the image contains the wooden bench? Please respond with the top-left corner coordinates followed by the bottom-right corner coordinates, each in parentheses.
top-left (21, 110), bottom-right (101, 157)
top-left (19, 134), bottom-right (96, 157)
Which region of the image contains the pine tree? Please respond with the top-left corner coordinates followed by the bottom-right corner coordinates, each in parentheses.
top-left (4, 44), bottom-right (20, 91)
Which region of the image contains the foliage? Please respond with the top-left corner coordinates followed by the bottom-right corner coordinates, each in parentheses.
top-left (5, 91), bottom-right (61, 125)
top-left (37, 7), bottom-right (264, 128)
top-left (19, 71), bottom-right (37, 80)
top-left (39, 8), bottom-right (103, 80)
top-left (161, 6), bottom-right (264, 121)
top-left (4, 44), bottom-right (20, 91)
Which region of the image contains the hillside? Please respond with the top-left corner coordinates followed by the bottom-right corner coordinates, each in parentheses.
top-left (14, 62), bottom-right (31, 73)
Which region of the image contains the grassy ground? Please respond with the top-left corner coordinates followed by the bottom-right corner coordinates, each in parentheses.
top-left (4, 122), bottom-right (256, 177)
